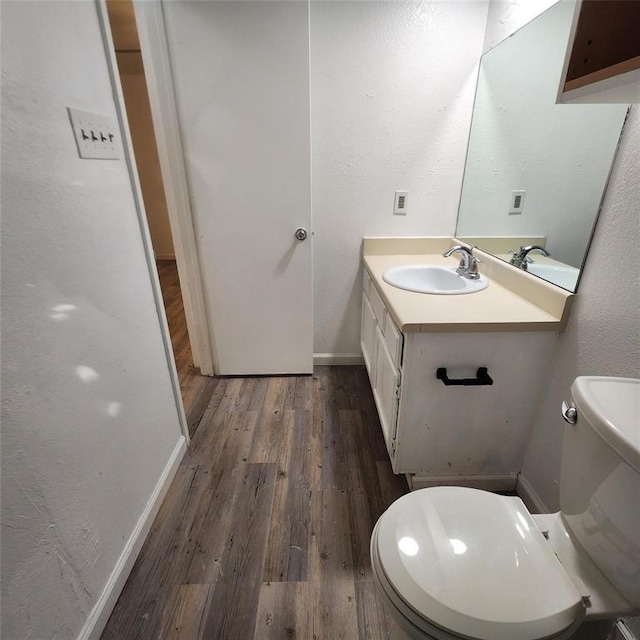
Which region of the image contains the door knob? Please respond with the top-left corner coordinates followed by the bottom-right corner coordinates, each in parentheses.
top-left (294, 227), bottom-right (308, 241)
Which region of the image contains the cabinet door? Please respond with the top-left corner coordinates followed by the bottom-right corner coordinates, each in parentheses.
top-left (374, 325), bottom-right (400, 451)
top-left (394, 331), bottom-right (558, 477)
top-left (361, 292), bottom-right (377, 383)
top-left (383, 312), bottom-right (403, 369)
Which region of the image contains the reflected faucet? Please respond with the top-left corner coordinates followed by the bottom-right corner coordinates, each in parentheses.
top-left (510, 245), bottom-right (550, 270)
top-left (442, 245), bottom-right (481, 280)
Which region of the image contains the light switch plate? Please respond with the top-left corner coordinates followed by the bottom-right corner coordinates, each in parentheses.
top-left (67, 107), bottom-right (119, 160)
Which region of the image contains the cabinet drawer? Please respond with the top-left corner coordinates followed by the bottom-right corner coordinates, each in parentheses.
top-left (368, 281), bottom-right (386, 329)
top-left (384, 312), bottom-right (403, 368)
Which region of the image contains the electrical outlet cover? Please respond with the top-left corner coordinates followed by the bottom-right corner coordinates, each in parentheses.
top-left (394, 190), bottom-right (409, 215)
top-left (509, 190), bottom-right (526, 215)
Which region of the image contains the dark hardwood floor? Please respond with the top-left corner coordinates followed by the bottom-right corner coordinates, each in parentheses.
top-left (156, 259), bottom-right (211, 416)
top-left (101, 367), bottom-right (409, 639)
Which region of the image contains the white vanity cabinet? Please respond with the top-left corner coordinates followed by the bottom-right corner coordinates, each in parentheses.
top-left (361, 270), bottom-right (403, 454)
top-left (361, 270), bottom-right (558, 491)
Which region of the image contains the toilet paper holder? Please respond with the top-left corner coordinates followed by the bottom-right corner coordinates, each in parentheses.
top-left (436, 367), bottom-right (494, 386)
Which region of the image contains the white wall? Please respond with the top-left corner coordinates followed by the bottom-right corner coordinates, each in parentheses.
top-left (520, 105), bottom-right (640, 510)
top-left (457, 0), bottom-right (628, 268)
top-left (1, 2), bottom-right (184, 638)
top-left (482, 0), bottom-right (559, 53)
top-left (311, 0), bottom-right (489, 355)
top-left (159, 0), bottom-right (489, 361)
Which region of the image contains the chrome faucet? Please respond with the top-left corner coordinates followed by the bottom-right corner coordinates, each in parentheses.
top-left (509, 245), bottom-right (550, 270)
top-left (442, 245), bottom-right (481, 280)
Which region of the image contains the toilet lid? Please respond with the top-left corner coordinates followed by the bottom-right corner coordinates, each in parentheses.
top-left (376, 487), bottom-right (584, 640)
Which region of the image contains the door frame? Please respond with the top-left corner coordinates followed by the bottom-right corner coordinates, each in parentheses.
top-left (131, 0), bottom-right (217, 376)
top-left (97, 0), bottom-right (194, 441)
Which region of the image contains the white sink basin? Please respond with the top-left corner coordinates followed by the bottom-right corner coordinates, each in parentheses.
top-left (382, 265), bottom-right (488, 295)
top-left (527, 263), bottom-right (579, 291)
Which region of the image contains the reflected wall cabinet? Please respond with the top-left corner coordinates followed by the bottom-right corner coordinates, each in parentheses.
top-left (559, 0), bottom-right (640, 103)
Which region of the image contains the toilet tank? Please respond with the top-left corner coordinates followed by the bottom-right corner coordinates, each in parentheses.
top-left (559, 377), bottom-right (640, 609)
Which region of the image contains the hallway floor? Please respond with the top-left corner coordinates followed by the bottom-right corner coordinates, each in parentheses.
top-left (156, 259), bottom-right (211, 416)
top-left (101, 367), bottom-right (409, 639)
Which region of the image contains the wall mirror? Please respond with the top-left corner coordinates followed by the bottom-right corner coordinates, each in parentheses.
top-left (455, 0), bottom-right (628, 292)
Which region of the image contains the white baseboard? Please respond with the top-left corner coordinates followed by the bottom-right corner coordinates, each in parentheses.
top-left (516, 473), bottom-right (550, 514)
top-left (77, 436), bottom-right (187, 640)
top-left (407, 474), bottom-right (517, 492)
top-left (615, 619), bottom-right (639, 640)
top-left (314, 353), bottom-right (364, 366)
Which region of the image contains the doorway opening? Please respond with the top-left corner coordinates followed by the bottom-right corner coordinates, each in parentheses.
top-left (105, 0), bottom-right (209, 414)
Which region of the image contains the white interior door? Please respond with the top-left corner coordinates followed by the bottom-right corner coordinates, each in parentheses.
top-left (162, 0), bottom-right (313, 375)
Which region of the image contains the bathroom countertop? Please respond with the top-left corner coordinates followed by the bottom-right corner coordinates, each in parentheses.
top-left (363, 241), bottom-right (573, 333)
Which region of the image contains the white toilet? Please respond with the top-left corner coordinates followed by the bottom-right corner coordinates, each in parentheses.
top-left (371, 377), bottom-right (640, 640)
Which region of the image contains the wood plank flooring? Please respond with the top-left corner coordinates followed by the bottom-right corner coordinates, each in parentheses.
top-left (101, 367), bottom-right (409, 639)
top-left (156, 259), bottom-right (209, 416)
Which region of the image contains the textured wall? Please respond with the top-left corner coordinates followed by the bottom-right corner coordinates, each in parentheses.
top-left (520, 106), bottom-right (640, 509)
top-left (311, 0), bottom-right (489, 355)
top-left (1, 2), bottom-right (183, 638)
top-left (482, 0), bottom-right (559, 53)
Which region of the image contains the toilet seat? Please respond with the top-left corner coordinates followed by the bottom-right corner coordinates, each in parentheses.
top-left (372, 522), bottom-right (481, 640)
top-left (372, 487), bottom-right (586, 640)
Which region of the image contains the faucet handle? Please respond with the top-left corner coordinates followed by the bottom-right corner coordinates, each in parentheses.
top-left (467, 256), bottom-right (481, 277)
top-left (467, 245), bottom-right (482, 264)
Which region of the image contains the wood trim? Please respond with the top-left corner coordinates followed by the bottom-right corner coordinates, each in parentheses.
top-left (556, 0), bottom-right (583, 105)
top-left (564, 55), bottom-right (640, 92)
top-left (133, 1), bottom-right (216, 375)
top-left (77, 436), bottom-right (187, 640)
top-left (96, 0), bottom-right (190, 443)
top-left (313, 353), bottom-right (365, 366)
top-left (565, 0), bottom-right (640, 83)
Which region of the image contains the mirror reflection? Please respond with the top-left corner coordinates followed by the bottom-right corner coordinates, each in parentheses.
top-left (455, 1), bottom-right (628, 291)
